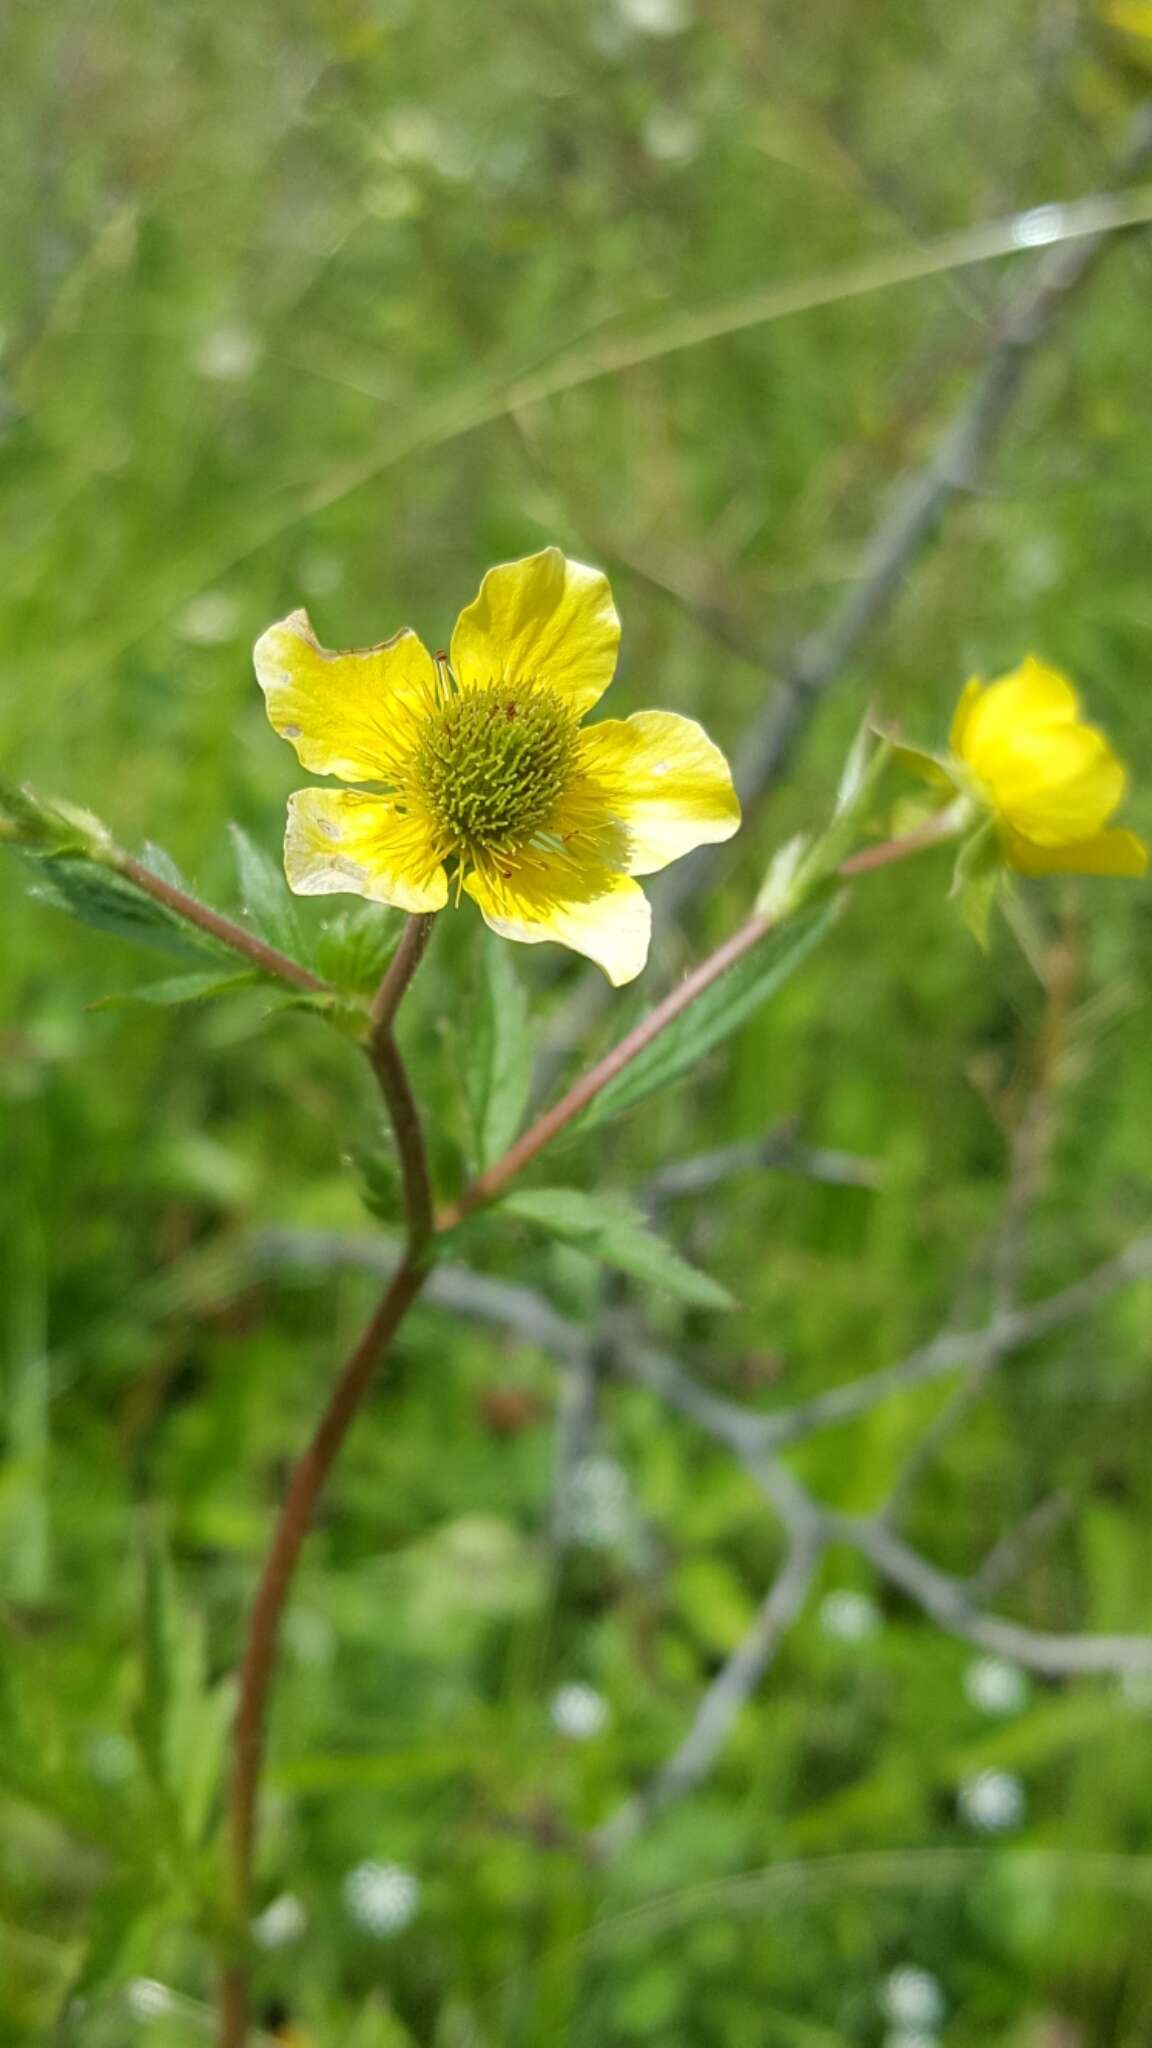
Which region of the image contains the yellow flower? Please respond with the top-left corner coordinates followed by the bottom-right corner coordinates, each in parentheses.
top-left (1101, 0), bottom-right (1152, 36)
top-left (255, 548), bottom-right (741, 984)
top-left (949, 656), bottom-right (1147, 877)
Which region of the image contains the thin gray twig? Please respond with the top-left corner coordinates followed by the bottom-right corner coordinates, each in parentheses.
top-left (592, 1529), bottom-right (824, 1860)
top-left (541, 101), bottom-right (1152, 1079)
top-left (644, 1123), bottom-right (883, 1205)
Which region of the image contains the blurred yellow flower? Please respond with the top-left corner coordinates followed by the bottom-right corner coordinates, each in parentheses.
top-left (950, 657), bottom-right (1147, 877)
top-left (255, 548), bottom-right (740, 985)
top-left (1101, 0), bottom-right (1152, 35)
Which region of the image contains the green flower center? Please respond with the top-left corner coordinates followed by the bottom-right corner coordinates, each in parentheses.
top-left (416, 682), bottom-right (578, 851)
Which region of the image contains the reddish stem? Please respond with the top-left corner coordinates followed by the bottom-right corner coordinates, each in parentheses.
top-left (219, 917), bottom-right (435, 2048)
top-left (438, 814), bottom-right (956, 1228)
top-left (437, 907), bottom-right (777, 1229)
top-left (219, 1257), bottom-right (428, 2047)
top-left (116, 853), bottom-right (331, 994)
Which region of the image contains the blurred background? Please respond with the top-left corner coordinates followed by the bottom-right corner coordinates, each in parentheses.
top-left (4, 2), bottom-right (1152, 2043)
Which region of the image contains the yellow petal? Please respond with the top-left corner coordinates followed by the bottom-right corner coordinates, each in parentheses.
top-left (575, 711), bottom-right (741, 876)
top-left (284, 789), bottom-right (448, 912)
top-left (981, 723), bottom-right (1125, 845)
top-left (450, 549), bottom-right (620, 717)
top-left (956, 656), bottom-right (1081, 766)
top-left (255, 610), bottom-right (437, 782)
top-left (949, 676), bottom-right (985, 757)
top-left (1102, 0), bottom-right (1152, 35)
top-left (954, 658), bottom-right (1125, 846)
top-left (465, 845), bottom-right (650, 986)
top-left (1004, 827), bottom-right (1148, 878)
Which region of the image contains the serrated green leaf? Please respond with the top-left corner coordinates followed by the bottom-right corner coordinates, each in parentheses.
top-left (578, 900), bottom-right (838, 1132)
top-left (24, 853), bottom-right (229, 965)
top-left (464, 941), bottom-right (531, 1168)
top-left (91, 969), bottom-right (259, 1009)
top-left (229, 821), bottom-right (307, 959)
top-left (501, 1187), bottom-right (734, 1310)
top-left (314, 901), bottom-right (402, 993)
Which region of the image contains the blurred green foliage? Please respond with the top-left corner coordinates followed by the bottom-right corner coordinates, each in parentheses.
top-left (4, 0), bottom-right (1152, 2042)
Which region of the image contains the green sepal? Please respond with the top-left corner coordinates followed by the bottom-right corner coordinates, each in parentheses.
top-left (950, 821), bottom-right (1002, 947)
top-left (315, 902), bottom-right (403, 994)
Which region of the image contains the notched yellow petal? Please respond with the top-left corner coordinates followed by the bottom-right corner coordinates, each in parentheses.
top-left (450, 548), bottom-right (620, 717)
top-left (465, 846), bottom-right (650, 985)
top-left (1004, 827), bottom-right (1149, 878)
top-left (575, 711), bottom-right (741, 876)
top-left (255, 610), bottom-right (437, 782)
top-left (284, 789), bottom-right (448, 913)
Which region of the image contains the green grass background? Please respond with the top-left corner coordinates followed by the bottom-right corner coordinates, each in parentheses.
top-left (3, 1), bottom-right (1152, 2041)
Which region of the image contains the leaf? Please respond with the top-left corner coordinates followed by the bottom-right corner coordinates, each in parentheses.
top-left (229, 821), bottom-right (307, 959)
top-left (262, 986), bottom-right (372, 1035)
top-left (950, 822), bottom-right (1002, 948)
top-left (352, 1130), bottom-right (400, 1222)
top-left (879, 730), bottom-right (957, 797)
top-left (464, 941), bottom-right (531, 1167)
top-left (674, 1554), bottom-right (758, 1653)
top-left (346, 1999), bottom-right (422, 2048)
top-left (501, 1187), bottom-right (735, 1310)
top-left (314, 901), bottom-right (402, 994)
top-left (138, 839), bottom-right (191, 891)
top-left (23, 853), bottom-right (229, 965)
top-left (578, 900), bottom-right (838, 1132)
top-left (91, 969), bottom-right (260, 1009)
top-left (0, 774), bottom-right (112, 856)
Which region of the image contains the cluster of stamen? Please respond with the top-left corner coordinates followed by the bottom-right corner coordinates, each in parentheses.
top-left (416, 680), bottom-right (578, 852)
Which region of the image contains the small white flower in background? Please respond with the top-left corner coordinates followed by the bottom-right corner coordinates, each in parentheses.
top-left (568, 1455), bottom-right (632, 1548)
top-left (382, 106), bottom-right (446, 161)
top-left (381, 107), bottom-right (474, 178)
top-left (253, 1892), bottom-right (308, 1950)
top-left (616, 0), bottom-right (695, 34)
top-left (193, 324), bottom-right (262, 382)
top-left (550, 1682), bottom-right (610, 1740)
top-left (343, 1860), bottom-right (421, 1935)
top-left (958, 1767), bottom-right (1026, 1834)
top-left (643, 108), bottom-right (701, 165)
top-left (818, 1589), bottom-right (880, 1643)
top-left (882, 1965), bottom-right (946, 2031)
top-left (964, 1655), bottom-right (1029, 1718)
top-left (127, 1979), bottom-right (176, 2020)
top-left (177, 591), bottom-right (243, 646)
top-left (883, 2032), bottom-right (940, 2048)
